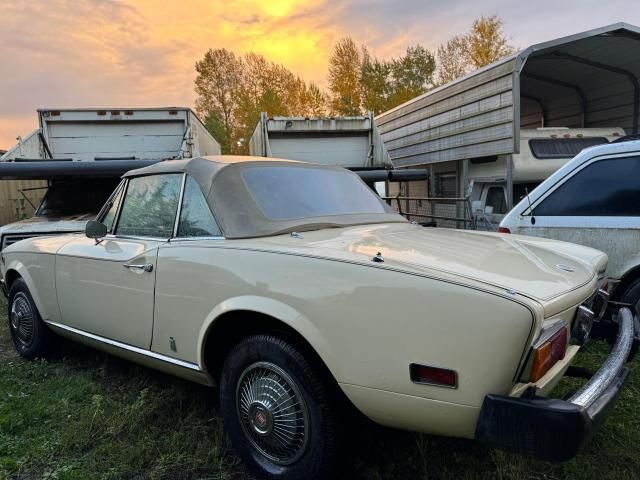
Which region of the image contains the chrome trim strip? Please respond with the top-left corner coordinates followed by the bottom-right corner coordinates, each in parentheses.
top-left (171, 236), bottom-right (225, 242)
top-left (105, 234), bottom-right (170, 242)
top-left (173, 173), bottom-right (187, 238)
top-left (569, 307), bottom-right (635, 408)
top-left (532, 318), bottom-right (567, 349)
top-left (111, 178), bottom-right (128, 233)
top-left (45, 320), bottom-right (201, 372)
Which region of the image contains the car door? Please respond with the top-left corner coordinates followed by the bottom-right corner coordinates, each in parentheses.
top-left (514, 153), bottom-right (640, 279)
top-left (55, 173), bottom-right (184, 348)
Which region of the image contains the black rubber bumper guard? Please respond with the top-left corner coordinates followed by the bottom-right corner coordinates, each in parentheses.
top-left (476, 305), bottom-right (639, 463)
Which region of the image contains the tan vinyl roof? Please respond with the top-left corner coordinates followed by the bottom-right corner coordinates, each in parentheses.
top-left (123, 156), bottom-right (405, 238)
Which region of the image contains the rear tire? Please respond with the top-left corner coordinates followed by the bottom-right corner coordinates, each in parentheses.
top-left (219, 334), bottom-right (341, 480)
top-left (7, 278), bottom-right (51, 359)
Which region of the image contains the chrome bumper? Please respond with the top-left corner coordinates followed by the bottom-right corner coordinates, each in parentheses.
top-left (476, 305), bottom-right (638, 462)
top-left (569, 306), bottom-right (636, 408)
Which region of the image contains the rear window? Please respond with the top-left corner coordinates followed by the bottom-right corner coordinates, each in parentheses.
top-left (242, 167), bottom-right (390, 221)
top-left (529, 138), bottom-right (608, 159)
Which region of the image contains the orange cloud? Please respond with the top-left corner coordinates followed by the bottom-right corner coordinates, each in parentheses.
top-left (3, 0), bottom-right (632, 149)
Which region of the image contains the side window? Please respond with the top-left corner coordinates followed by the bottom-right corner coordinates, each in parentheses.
top-left (101, 183), bottom-right (124, 233)
top-left (177, 176), bottom-right (222, 237)
top-left (535, 155), bottom-right (640, 216)
top-left (116, 174), bottom-right (182, 237)
top-left (485, 186), bottom-right (507, 214)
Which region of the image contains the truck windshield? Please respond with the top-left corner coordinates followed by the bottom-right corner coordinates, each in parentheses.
top-left (36, 178), bottom-right (121, 217)
top-left (242, 166), bottom-right (391, 221)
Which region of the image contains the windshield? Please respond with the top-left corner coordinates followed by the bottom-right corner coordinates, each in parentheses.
top-left (36, 178), bottom-right (121, 217)
top-left (242, 166), bottom-right (392, 221)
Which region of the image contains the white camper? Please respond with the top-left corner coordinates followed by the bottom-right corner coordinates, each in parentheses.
top-left (469, 127), bottom-right (625, 227)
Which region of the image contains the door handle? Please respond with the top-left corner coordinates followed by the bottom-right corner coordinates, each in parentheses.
top-left (123, 263), bottom-right (154, 273)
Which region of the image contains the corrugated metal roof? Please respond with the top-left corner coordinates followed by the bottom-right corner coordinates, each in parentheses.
top-left (377, 23), bottom-right (640, 167)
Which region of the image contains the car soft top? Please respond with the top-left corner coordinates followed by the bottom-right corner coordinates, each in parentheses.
top-left (123, 156), bottom-right (406, 239)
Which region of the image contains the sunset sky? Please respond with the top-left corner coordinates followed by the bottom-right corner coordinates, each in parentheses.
top-left (1, 0), bottom-right (639, 149)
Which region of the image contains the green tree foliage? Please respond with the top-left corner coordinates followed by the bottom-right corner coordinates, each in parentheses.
top-left (467, 15), bottom-right (515, 69)
top-left (388, 45), bottom-right (436, 106)
top-left (435, 15), bottom-right (515, 86)
top-left (359, 45), bottom-right (435, 115)
top-left (328, 37), bottom-right (363, 115)
top-left (436, 35), bottom-right (470, 86)
top-left (360, 48), bottom-right (391, 115)
top-left (194, 49), bottom-right (242, 153)
top-left (194, 15), bottom-right (512, 149)
top-left (195, 49), bottom-right (328, 154)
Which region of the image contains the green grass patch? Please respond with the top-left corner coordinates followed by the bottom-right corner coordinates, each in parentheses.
top-left (0, 297), bottom-right (638, 479)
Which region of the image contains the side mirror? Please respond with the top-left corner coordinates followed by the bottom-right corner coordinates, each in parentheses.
top-left (85, 220), bottom-right (107, 243)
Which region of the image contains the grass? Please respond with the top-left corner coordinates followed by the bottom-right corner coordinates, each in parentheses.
top-left (0, 297), bottom-right (638, 479)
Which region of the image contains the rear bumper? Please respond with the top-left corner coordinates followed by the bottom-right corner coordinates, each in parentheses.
top-left (476, 305), bottom-right (638, 462)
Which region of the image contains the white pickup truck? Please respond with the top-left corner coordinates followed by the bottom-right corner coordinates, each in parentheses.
top-left (0, 107), bottom-right (220, 251)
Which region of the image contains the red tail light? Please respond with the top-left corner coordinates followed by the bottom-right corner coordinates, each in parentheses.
top-left (410, 364), bottom-right (457, 388)
top-left (497, 227), bottom-right (511, 234)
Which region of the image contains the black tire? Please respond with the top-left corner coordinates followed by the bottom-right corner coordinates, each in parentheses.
top-left (220, 334), bottom-right (341, 480)
top-left (620, 279), bottom-right (640, 311)
top-left (7, 278), bottom-right (51, 359)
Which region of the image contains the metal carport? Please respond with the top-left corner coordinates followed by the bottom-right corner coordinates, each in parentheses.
top-left (376, 22), bottom-right (640, 189)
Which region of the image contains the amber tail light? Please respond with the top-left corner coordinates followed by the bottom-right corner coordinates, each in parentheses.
top-left (530, 327), bottom-right (568, 382)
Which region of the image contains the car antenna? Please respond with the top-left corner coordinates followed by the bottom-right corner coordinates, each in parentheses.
top-left (525, 187), bottom-right (536, 225)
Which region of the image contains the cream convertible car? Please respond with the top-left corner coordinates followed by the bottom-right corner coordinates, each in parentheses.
top-left (2, 156), bottom-right (638, 479)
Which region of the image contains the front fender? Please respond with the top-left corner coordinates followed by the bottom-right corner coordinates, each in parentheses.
top-left (196, 295), bottom-right (335, 375)
top-left (3, 257), bottom-right (60, 323)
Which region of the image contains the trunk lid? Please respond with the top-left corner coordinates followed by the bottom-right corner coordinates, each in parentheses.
top-left (302, 224), bottom-right (600, 303)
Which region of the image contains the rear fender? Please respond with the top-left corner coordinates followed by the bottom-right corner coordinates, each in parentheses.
top-left (196, 295), bottom-right (335, 375)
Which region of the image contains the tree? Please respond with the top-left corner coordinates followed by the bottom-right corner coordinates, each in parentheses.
top-left (435, 36), bottom-right (470, 86)
top-left (389, 45), bottom-right (436, 106)
top-left (195, 49), bottom-right (327, 153)
top-left (434, 15), bottom-right (515, 86)
top-left (203, 111), bottom-right (230, 154)
top-left (467, 15), bottom-right (515, 68)
top-left (194, 49), bottom-right (242, 153)
top-left (360, 47), bottom-right (391, 115)
top-left (299, 82), bottom-right (328, 116)
top-left (328, 37), bottom-right (363, 115)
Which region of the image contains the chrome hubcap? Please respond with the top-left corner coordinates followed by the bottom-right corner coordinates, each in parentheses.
top-left (10, 292), bottom-right (34, 347)
top-left (236, 361), bottom-right (309, 465)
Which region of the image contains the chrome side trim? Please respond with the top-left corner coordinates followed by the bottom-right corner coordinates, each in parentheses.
top-left (45, 320), bottom-right (201, 372)
top-left (532, 318), bottom-right (567, 349)
top-left (173, 173), bottom-right (187, 238)
top-left (569, 307), bottom-right (635, 408)
top-left (170, 236), bottom-right (225, 242)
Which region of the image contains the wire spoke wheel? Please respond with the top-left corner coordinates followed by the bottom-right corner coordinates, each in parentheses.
top-left (236, 361), bottom-right (310, 465)
top-left (10, 292), bottom-right (35, 348)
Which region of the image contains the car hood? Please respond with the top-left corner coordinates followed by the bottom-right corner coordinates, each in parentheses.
top-left (0, 215), bottom-right (92, 234)
top-left (287, 224), bottom-right (606, 309)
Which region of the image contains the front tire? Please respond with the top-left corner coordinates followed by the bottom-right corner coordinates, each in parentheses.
top-left (220, 335), bottom-right (341, 480)
top-left (7, 278), bottom-right (51, 359)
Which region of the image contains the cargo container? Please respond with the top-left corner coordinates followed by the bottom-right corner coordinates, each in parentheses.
top-left (0, 107), bottom-right (220, 249)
